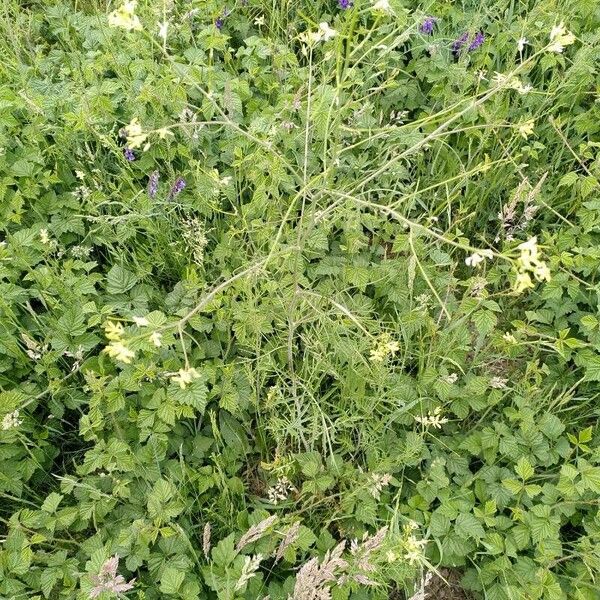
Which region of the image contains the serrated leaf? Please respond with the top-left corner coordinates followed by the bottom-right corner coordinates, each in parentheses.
top-left (160, 566), bottom-right (185, 595)
top-left (455, 513), bottom-right (485, 540)
top-left (515, 457), bottom-right (534, 481)
top-left (41, 493), bottom-right (63, 514)
top-left (106, 265), bottom-right (138, 294)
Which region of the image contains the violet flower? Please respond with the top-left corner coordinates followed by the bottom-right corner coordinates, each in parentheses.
top-left (468, 31), bottom-right (485, 51)
top-left (452, 32), bottom-right (469, 55)
top-left (123, 148), bottom-right (135, 161)
top-left (452, 31), bottom-right (485, 56)
top-left (168, 177), bottom-right (186, 199)
top-left (420, 17), bottom-right (436, 35)
top-left (216, 8), bottom-right (230, 29)
top-left (147, 170), bottom-right (159, 199)
top-left (338, 0), bottom-right (352, 8)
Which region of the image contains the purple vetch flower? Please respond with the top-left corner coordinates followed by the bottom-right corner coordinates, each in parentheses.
top-left (89, 556), bottom-right (135, 599)
top-left (452, 31), bottom-right (486, 56)
top-left (338, 0), bottom-right (352, 8)
top-left (168, 176), bottom-right (186, 199)
top-left (215, 8), bottom-right (230, 29)
top-left (468, 31), bottom-right (485, 51)
top-left (452, 31), bottom-right (469, 55)
top-left (123, 147), bottom-right (135, 161)
top-left (147, 170), bottom-right (159, 198)
top-left (420, 17), bottom-right (437, 35)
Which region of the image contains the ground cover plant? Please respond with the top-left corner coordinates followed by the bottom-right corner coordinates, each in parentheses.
top-left (0, 0), bottom-right (599, 598)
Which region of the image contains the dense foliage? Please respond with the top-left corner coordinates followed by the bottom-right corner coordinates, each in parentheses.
top-left (1, 0), bottom-right (600, 599)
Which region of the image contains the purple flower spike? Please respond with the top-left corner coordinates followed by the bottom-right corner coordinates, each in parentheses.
top-left (148, 170), bottom-right (159, 199)
top-left (215, 17), bottom-right (223, 29)
top-left (123, 148), bottom-right (135, 161)
top-left (468, 31), bottom-right (485, 51)
top-left (169, 177), bottom-right (186, 199)
top-left (338, 0), bottom-right (352, 8)
top-left (452, 31), bottom-right (469, 55)
top-left (420, 17), bottom-right (437, 35)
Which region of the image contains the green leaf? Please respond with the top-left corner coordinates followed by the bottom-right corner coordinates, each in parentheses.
top-left (211, 534), bottom-right (236, 568)
top-left (472, 310), bottom-right (497, 336)
top-left (41, 493), bottom-right (63, 514)
top-left (455, 513), bottom-right (485, 540)
top-left (160, 567), bottom-right (185, 595)
top-left (106, 265), bottom-right (138, 294)
top-left (515, 457), bottom-right (534, 481)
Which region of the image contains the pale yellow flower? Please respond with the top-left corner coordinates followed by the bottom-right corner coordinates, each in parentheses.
top-left (370, 332), bottom-right (400, 363)
top-left (518, 119), bottom-right (535, 139)
top-left (123, 117), bottom-right (148, 149)
top-left (104, 321), bottom-right (125, 341)
top-left (104, 341), bottom-right (135, 363)
top-left (171, 367), bottom-right (201, 389)
top-left (108, 0), bottom-right (143, 31)
top-left (40, 229), bottom-right (51, 244)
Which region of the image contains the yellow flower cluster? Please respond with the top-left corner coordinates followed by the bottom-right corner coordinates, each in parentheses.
top-left (103, 320), bottom-right (135, 364)
top-left (171, 367), bottom-right (201, 389)
top-left (123, 117), bottom-right (148, 150)
top-left (369, 332), bottom-right (400, 363)
top-left (514, 237), bottom-right (551, 294)
top-left (108, 1), bottom-right (142, 32)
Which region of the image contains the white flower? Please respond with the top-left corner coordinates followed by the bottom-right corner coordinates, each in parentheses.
top-left (517, 37), bottom-right (528, 52)
top-left (318, 22), bottom-right (337, 41)
top-left (372, 0), bottom-right (392, 13)
top-left (2, 410), bottom-right (22, 431)
top-left (443, 373), bottom-right (458, 384)
top-left (548, 22), bottom-right (575, 53)
top-left (158, 21), bottom-right (169, 41)
top-left (465, 253), bottom-right (484, 267)
top-left (40, 228), bottom-right (50, 244)
top-left (490, 376), bottom-right (508, 389)
top-left (414, 407), bottom-right (448, 429)
top-left (150, 331), bottom-right (162, 347)
top-left (254, 15), bottom-right (265, 26)
top-left (132, 316), bottom-right (149, 327)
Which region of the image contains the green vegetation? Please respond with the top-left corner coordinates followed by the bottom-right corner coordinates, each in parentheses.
top-left (1, 0), bottom-right (599, 598)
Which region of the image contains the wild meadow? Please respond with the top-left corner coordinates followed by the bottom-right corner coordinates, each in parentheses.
top-left (0, 0), bottom-right (599, 599)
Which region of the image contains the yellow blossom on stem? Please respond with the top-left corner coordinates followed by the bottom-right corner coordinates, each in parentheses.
top-left (104, 321), bottom-right (124, 341)
top-left (104, 341), bottom-right (135, 364)
top-left (171, 367), bottom-right (201, 389)
top-left (108, 1), bottom-right (143, 32)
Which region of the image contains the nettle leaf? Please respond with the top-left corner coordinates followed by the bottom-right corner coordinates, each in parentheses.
top-left (455, 513), bottom-right (485, 540)
top-left (211, 533), bottom-right (236, 568)
top-left (106, 265), bottom-right (138, 294)
top-left (41, 493), bottom-right (63, 514)
top-left (472, 309), bottom-right (497, 336)
top-left (160, 566), bottom-right (185, 595)
top-left (168, 379), bottom-right (208, 411)
top-left (578, 459), bottom-right (600, 493)
top-left (515, 457), bottom-right (534, 481)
